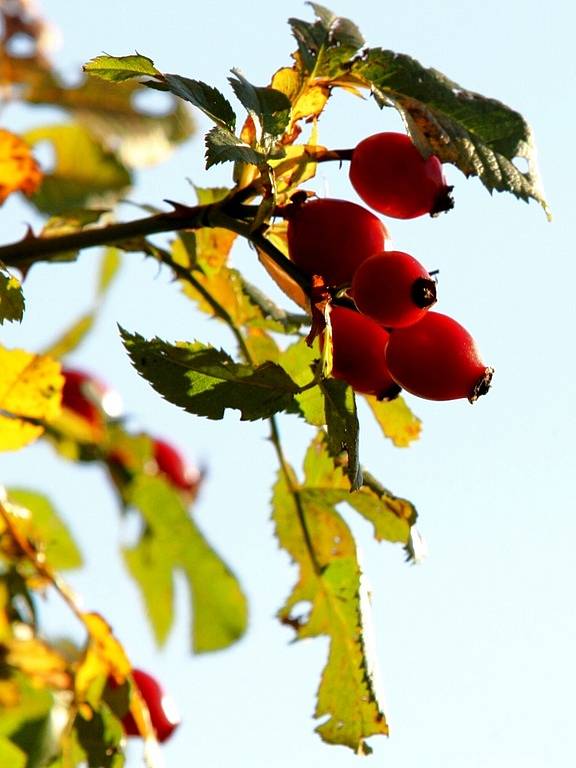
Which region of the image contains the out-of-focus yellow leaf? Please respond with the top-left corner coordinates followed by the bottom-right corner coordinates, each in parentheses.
top-left (81, 613), bottom-right (131, 682)
top-left (0, 129), bottom-right (42, 205)
top-left (5, 636), bottom-right (72, 691)
top-left (0, 346), bottom-right (63, 451)
top-left (364, 394), bottom-right (422, 447)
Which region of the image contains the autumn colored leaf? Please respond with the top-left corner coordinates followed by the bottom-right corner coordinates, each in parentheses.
top-left (0, 129), bottom-right (42, 205)
top-left (272, 449), bottom-right (388, 753)
top-left (0, 272), bottom-right (25, 325)
top-left (363, 394), bottom-right (422, 447)
top-left (0, 346), bottom-right (63, 451)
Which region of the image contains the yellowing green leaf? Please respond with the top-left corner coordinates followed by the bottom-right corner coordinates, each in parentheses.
top-left (272, 456), bottom-right (388, 753)
top-left (5, 489), bottom-right (83, 571)
top-left (0, 738), bottom-right (26, 768)
top-left (0, 346), bottom-right (63, 451)
top-left (24, 123), bottom-right (130, 215)
top-left (83, 54), bottom-right (160, 82)
top-left (0, 273), bottom-right (25, 325)
top-left (125, 475), bottom-right (248, 652)
top-left (364, 394), bottom-right (422, 447)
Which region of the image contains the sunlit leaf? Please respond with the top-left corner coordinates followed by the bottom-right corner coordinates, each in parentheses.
top-left (0, 346), bottom-right (63, 451)
top-left (272, 446), bottom-right (388, 753)
top-left (5, 489), bottom-right (83, 571)
top-left (364, 394), bottom-right (421, 447)
top-left (0, 129), bottom-right (42, 205)
top-left (83, 54), bottom-right (160, 82)
top-left (125, 475), bottom-right (248, 652)
top-left (121, 329), bottom-right (301, 421)
top-left (24, 123), bottom-right (130, 215)
top-left (0, 273), bottom-right (25, 325)
top-left (4, 636), bottom-right (71, 691)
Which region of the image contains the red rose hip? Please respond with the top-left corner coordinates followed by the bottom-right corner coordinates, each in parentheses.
top-left (351, 250), bottom-right (437, 328)
top-left (121, 668), bottom-right (181, 743)
top-left (287, 197), bottom-right (389, 286)
top-left (324, 305), bottom-right (400, 399)
top-left (349, 132), bottom-right (453, 219)
top-left (152, 437), bottom-right (201, 494)
top-left (385, 312), bottom-right (493, 402)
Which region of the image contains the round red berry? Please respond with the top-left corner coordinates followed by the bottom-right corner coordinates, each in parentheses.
top-left (349, 132), bottom-right (453, 219)
top-left (287, 197), bottom-right (389, 286)
top-left (351, 250), bottom-right (437, 328)
top-left (324, 305), bottom-right (400, 399)
top-left (121, 668), bottom-right (181, 744)
top-left (385, 311), bottom-right (493, 402)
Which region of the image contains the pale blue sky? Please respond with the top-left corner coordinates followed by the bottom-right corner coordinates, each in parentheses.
top-left (2, 1), bottom-right (575, 766)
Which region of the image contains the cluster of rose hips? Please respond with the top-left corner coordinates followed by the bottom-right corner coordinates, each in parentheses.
top-left (286, 132), bottom-right (493, 403)
top-left (60, 367), bottom-right (202, 494)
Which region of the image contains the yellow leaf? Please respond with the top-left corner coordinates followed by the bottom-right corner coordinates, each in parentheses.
top-left (363, 395), bottom-right (422, 448)
top-left (0, 346), bottom-right (63, 451)
top-left (0, 129), bottom-right (42, 205)
top-left (5, 635), bottom-right (72, 690)
top-left (81, 612), bottom-right (131, 681)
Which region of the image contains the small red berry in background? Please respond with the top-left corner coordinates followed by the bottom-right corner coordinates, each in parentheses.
top-left (121, 668), bottom-right (181, 744)
top-left (324, 305), bottom-right (400, 400)
top-left (349, 132), bottom-right (453, 219)
top-left (287, 197), bottom-right (389, 286)
top-left (351, 250), bottom-right (437, 328)
top-left (61, 368), bottom-right (123, 428)
top-left (152, 437), bottom-right (202, 495)
top-left (385, 311), bottom-right (493, 402)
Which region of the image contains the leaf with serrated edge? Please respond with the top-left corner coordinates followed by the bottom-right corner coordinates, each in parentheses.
top-left (229, 69), bottom-right (291, 140)
top-left (364, 394), bottom-right (421, 448)
top-left (126, 475), bottom-right (247, 652)
top-left (121, 329), bottom-right (300, 421)
top-left (320, 379), bottom-right (362, 490)
top-left (162, 74), bottom-right (236, 130)
top-left (0, 273), bottom-right (24, 325)
top-left (272, 447), bottom-right (387, 753)
top-left (83, 54), bottom-right (159, 82)
top-left (204, 126), bottom-right (264, 169)
top-left (353, 48), bottom-right (550, 216)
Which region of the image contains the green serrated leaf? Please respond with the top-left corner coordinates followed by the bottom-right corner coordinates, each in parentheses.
top-left (353, 48), bottom-right (549, 215)
top-left (83, 53), bottom-right (159, 82)
top-left (204, 126), bottom-right (264, 169)
top-left (162, 74), bottom-right (236, 130)
top-left (320, 379), bottom-right (362, 491)
top-left (229, 69), bottom-right (291, 139)
top-left (6, 489), bottom-right (83, 571)
top-left (272, 446), bottom-right (388, 753)
top-left (289, 3), bottom-right (364, 78)
top-left (125, 475), bottom-right (247, 652)
top-left (121, 328), bottom-right (301, 421)
top-left (0, 272), bottom-right (25, 325)
top-left (25, 124), bottom-right (130, 215)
